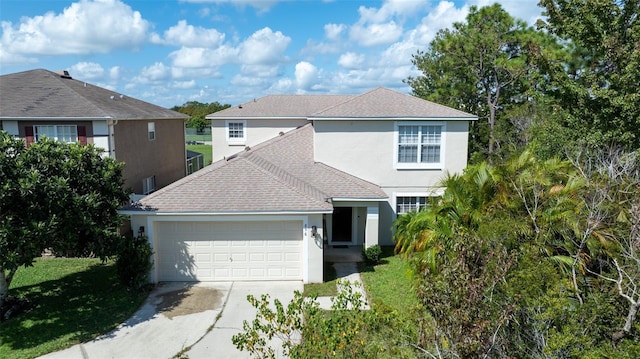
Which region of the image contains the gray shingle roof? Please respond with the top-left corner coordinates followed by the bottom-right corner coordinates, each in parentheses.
top-left (0, 69), bottom-right (188, 120)
top-left (207, 87), bottom-right (476, 120)
top-left (128, 124), bottom-right (387, 213)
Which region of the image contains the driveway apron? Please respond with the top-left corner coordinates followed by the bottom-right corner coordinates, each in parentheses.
top-left (187, 281), bottom-right (303, 359)
top-left (36, 281), bottom-right (302, 359)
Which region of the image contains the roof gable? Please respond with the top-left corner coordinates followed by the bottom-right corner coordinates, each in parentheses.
top-left (0, 69), bottom-right (188, 120)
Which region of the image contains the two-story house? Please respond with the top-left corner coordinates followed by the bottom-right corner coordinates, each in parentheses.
top-left (125, 87), bottom-right (476, 283)
top-left (0, 69), bottom-right (189, 197)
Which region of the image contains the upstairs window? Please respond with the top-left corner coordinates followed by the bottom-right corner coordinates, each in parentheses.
top-left (148, 122), bottom-right (156, 141)
top-left (226, 120), bottom-right (246, 144)
top-left (142, 175), bottom-right (156, 195)
top-left (395, 122), bottom-right (444, 169)
top-left (34, 125), bottom-right (78, 143)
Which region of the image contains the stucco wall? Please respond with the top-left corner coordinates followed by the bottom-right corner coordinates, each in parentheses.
top-left (114, 119), bottom-right (186, 194)
top-left (211, 118), bottom-right (308, 162)
top-left (313, 120), bottom-right (470, 246)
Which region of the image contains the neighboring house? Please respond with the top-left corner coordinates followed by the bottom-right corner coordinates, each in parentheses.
top-left (124, 87), bottom-right (477, 284)
top-left (0, 69), bottom-right (189, 197)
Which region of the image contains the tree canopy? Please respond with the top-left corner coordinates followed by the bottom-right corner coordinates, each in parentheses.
top-left (0, 132), bottom-right (130, 309)
top-left (172, 101), bottom-right (231, 132)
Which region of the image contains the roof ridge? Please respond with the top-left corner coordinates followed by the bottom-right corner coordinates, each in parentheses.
top-left (244, 155), bottom-right (330, 206)
top-left (44, 70), bottom-right (112, 117)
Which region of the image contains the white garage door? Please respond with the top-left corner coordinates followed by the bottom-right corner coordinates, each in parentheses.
top-left (155, 221), bottom-right (302, 281)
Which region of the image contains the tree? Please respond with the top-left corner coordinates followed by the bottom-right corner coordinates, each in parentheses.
top-left (537, 0), bottom-right (640, 150)
top-left (0, 132), bottom-right (129, 309)
top-left (405, 4), bottom-right (551, 158)
top-left (172, 101), bottom-right (231, 133)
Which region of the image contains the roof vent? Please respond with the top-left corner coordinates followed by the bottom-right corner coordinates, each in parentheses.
top-left (279, 131), bottom-right (284, 136)
top-left (56, 70), bottom-right (72, 79)
top-left (244, 146), bottom-right (251, 151)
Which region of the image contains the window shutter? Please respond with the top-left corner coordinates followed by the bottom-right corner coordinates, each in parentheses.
top-left (25, 126), bottom-right (34, 146)
top-left (77, 126), bottom-right (87, 145)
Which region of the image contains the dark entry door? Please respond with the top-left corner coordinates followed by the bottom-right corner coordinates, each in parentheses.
top-left (332, 207), bottom-right (352, 242)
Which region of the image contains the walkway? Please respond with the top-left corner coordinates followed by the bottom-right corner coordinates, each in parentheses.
top-left (317, 262), bottom-right (369, 310)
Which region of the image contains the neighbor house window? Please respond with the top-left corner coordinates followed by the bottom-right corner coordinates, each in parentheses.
top-left (142, 175), bottom-right (156, 195)
top-left (148, 122), bottom-right (156, 141)
top-left (396, 196), bottom-right (428, 215)
top-left (226, 120), bottom-right (246, 144)
top-left (395, 122), bottom-right (444, 169)
top-left (34, 125), bottom-right (78, 143)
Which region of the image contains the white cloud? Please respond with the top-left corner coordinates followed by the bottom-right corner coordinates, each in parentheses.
top-left (238, 27), bottom-right (291, 65)
top-left (230, 74), bottom-right (269, 87)
top-left (169, 45), bottom-right (238, 68)
top-left (357, 0), bottom-right (429, 23)
top-left (69, 62), bottom-right (104, 80)
top-left (295, 61), bottom-right (319, 90)
top-left (150, 20), bottom-right (225, 47)
top-left (138, 62), bottom-right (171, 83)
top-left (337, 52), bottom-right (365, 69)
top-left (0, 0), bottom-right (149, 56)
top-left (181, 0), bottom-right (278, 14)
top-left (324, 23), bottom-right (346, 40)
top-left (240, 64), bottom-right (281, 78)
top-left (109, 66), bottom-right (121, 80)
top-left (349, 21), bottom-right (403, 47)
top-left (171, 80), bottom-right (197, 89)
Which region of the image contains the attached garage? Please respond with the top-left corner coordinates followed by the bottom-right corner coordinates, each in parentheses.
top-left (154, 220), bottom-right (303, 282)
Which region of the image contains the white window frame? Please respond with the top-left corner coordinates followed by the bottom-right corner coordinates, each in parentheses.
top-left (142, 175), bottom-right (156, 195)
top-left (394, 192), bottom-right (431, 215)
top-left (34, 125), bottom-right (78, 143)
top-left (148, 122), bottom-right (156, 141)
top-left (225, 120), bottom-right (246, 145)
top-left (393, 121), bottom-right (445, 169)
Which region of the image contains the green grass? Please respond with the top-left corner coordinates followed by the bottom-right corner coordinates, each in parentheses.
top-left (303, 261), bottom-right (339, 297)
top-left (187, 144), bottom-right (213, 166)
top-left (185, 133), bottom-right (211, 142)
top-left (360, 246), bottom-right (421, 322)
top-left (1, 258), bottom-right (150, 359)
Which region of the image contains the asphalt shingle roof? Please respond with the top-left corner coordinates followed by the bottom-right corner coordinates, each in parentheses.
top-left (128, 124), bottom-right (387, 213)
top-left (0, 69), bottom-right (188, 120)
top-left (207, 87), bottom-right (476, 120)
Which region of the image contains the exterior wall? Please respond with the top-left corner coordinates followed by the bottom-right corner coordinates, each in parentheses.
top-left (211, 118), bottom-right (308, 162)
top-left (114, 119), bottom-right (186, 195)
top-left (314, 119), bottom-right (470, 245)
top-left (130, 213), bottom-right (325, 284)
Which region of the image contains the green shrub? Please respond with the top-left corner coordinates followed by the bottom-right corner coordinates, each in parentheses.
top-left (363, 245), bottom-right (382, 265)
top-left (116, 235), bottom-right (153, 290)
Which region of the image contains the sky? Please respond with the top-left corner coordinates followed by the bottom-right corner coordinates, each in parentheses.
top-left (0, 0), bottom-right (544, 108)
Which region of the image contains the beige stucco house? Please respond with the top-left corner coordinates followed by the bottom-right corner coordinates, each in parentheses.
top-left (125, 87), bottom-right (476, 284)
top-left (0, 69), bottom-right (189, 197)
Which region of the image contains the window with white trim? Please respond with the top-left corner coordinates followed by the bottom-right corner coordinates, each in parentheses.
top-left (225, 120), bottom-right (246, 144)
top-left (148, 122), bottom-right (156, 141)
top-left (34, 125), bottom-right (78, 143)
top-left (395, 122), bottom-right (444, 168)
top-left (142, 175), bottom-right (156, 195)
top-left (396, 196), bottom-right (428, 214)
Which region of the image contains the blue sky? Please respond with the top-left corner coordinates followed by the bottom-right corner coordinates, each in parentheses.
top-left (0, 0), bottom-right (543, 108)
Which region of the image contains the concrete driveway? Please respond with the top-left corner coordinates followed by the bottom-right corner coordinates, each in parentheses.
top-left (38, 281), bottom-right (303, 359)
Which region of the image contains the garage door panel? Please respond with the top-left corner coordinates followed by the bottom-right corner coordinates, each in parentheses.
top-left (156, 221), bottom-right (302, 281)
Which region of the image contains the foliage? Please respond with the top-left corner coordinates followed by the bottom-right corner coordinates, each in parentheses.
top-left (116, 235), bottom-right (153, 290)
top-left (233, 280), bottom-right (414, 358)
top-left (0, 132), bottom-right (130, 309)
top-left (405, 4), bottom-right (554, 158)
top-left (0, 258), bottom-right (149, 359)
top-left (172, 101), bottom-right (231, 132)
top-left (536, 0), bottom-right (640, 151)
top-left (362, 244), bottom-right (382, 265)
top-left (394, 149), bottom-right (640, 357)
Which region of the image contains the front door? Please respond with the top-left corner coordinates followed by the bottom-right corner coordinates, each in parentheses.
top-left (332, 207), bottom-right (352, 243)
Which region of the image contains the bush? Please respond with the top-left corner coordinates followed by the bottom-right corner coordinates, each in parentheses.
top-left (116, 235), bottom-right (153, 290)
top-left (363, 245), bottom-right (382, 265)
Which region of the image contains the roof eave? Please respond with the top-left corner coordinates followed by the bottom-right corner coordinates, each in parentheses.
top-left (309, 116), bottom-right (478, 121)
top-left (120, 209), bottom-right (333, 216)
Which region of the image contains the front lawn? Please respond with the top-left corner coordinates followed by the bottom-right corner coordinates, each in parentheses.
top-left (0, 258), bottom-right (149, 359)
top-left (303, 261), bottom-right (338, 297)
